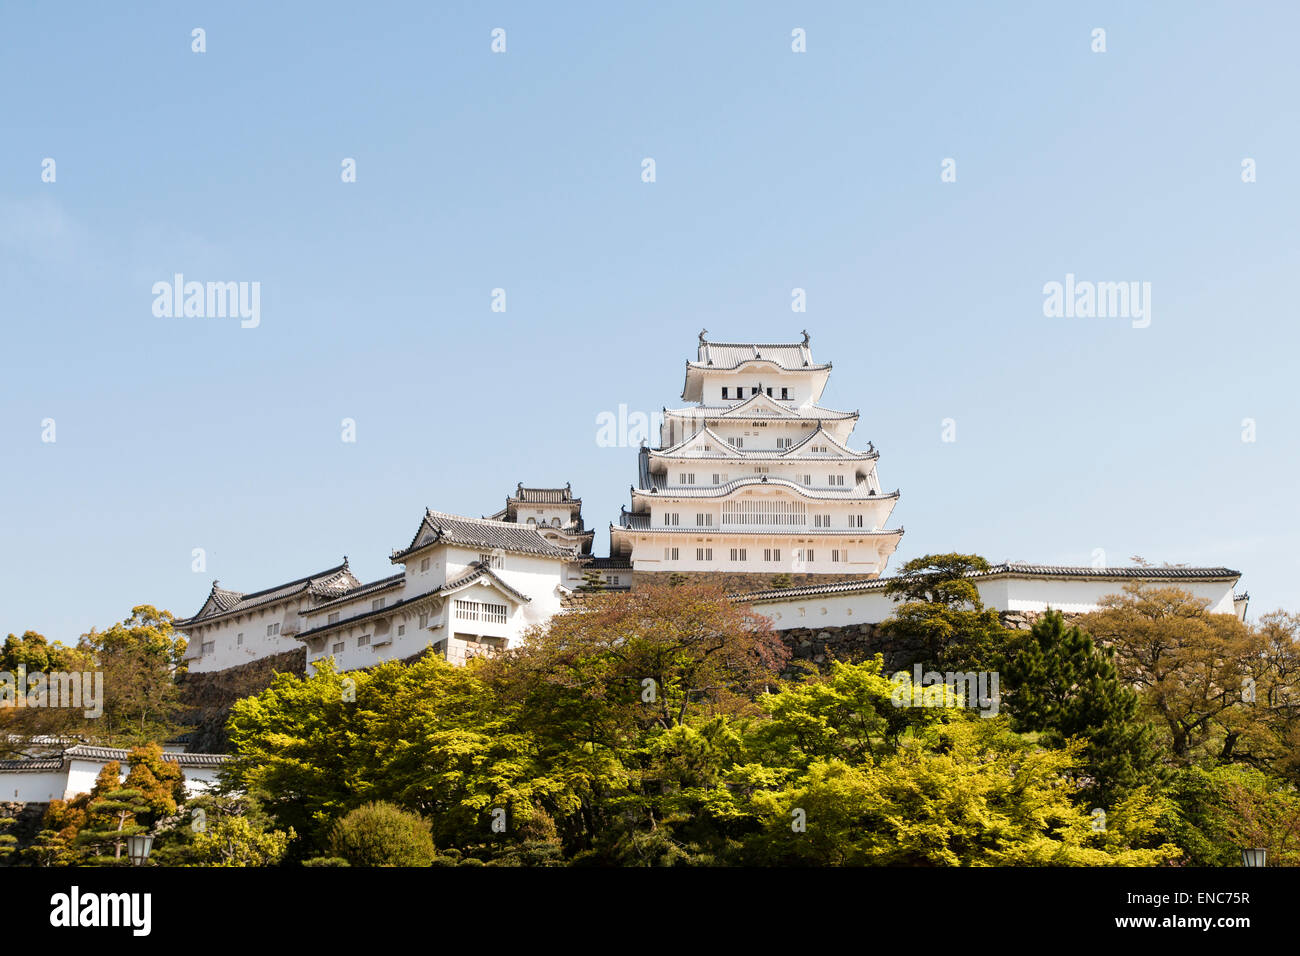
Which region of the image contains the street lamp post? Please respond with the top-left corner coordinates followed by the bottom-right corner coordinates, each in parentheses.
top-left (1241, 847), bottom-right (1267, 867)
top-left (126, 833), bottom-right (154, 866)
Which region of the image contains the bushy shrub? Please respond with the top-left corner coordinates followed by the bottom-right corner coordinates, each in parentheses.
top-left (327, 802), bottom-right (436, 867)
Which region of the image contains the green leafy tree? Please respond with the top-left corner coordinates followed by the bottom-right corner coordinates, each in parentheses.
top-left (224, 656), bottom-right (558, 857)
top-left (0, 632), bottom-right (96, 756)
top-left (482, 583), bottom-right (788, 855)
top-left (123, 743), bottom-right (187, 825)
top-left (190, 815), bottom-right (294, 867)
top-left (740, 720), bottom-right (1178, 866)
top-left (1, 631), bottom-right (82, 673)
top-left (1085, 584), bottom-right (1260, 762)
top-left (1163, 765), bottom-right (1300, 866)
top-left (78, 606), bottom-right (185, 746)
top-left (28, 798), bottom-right (90, 866)
top-left (749, 657), bottom-right (950, 770)
top-left (1236, 611), bottom-right (1300, 785)
top-left (1003, 611), bottom-right (1162, 805)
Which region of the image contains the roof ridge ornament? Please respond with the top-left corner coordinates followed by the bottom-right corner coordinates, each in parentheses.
top-left (801, 329), bottom-right (810, 346)
top-left (698, 328), bottom-right (708, 346)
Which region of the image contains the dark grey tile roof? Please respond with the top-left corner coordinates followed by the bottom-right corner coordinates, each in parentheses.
top-left (632, 476), bottom-right (900, 501)
top-left (507, 483), bottom-right (580, 505)
top-left (0, 758), bottom-right (63, 772)
top-left (613, 510), bottom-right (904, 536)
top-left (176, 562), bottom-right (360, 627)
top-left (392, 510), bottom-right (577, 561)
top-left (991, 563), bottom-right (1240, 580)
top-left (582, 556), bottom-right (633, 570)
top-left (439, 564), bottom-right (532, 603)
top-left (295, 564), bottom-right (532, 642)
top-left (62, 744), bottom-right (228, 767)
top-left (664, 399), bottom-right (857, 421)
top-left (692, 336), bottom-right (826, 371)
top-left (732, 563), bottom-right (1242, 603)
top-left (0, 745), bottom-right (228, 772)
top-left (302, 573), bottom-right (407, 615)
top-left (652, 425), bottom-right (877, 462)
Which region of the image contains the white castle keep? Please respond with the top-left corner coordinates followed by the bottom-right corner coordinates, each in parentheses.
top-left (611, 330), bottom-right (902, 576)
top-left (175, 333), bottom-right (1246, 674)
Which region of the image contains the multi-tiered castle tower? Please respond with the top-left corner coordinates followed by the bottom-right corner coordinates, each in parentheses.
top-left (610, 331), bottom-right (903, 582)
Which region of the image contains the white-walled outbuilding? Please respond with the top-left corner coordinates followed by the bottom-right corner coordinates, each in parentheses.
top-left (0, 745), bottom-right (226, 803)
top-left (737, 563), bottom-right (1246, 629)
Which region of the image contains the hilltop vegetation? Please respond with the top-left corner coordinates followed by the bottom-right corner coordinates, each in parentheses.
top-left (6, 558), bottom-right (1299, 866)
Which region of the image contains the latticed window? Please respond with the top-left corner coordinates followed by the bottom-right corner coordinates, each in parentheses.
top-left (455, 599), bottom-right (507, 624)
top-left (722, 498), bottom-right (807, 526)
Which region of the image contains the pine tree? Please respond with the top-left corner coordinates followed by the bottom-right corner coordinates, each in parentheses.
top-left (1004, 611), bottom-right (1162, 806)
top-left (880, 553), bottom-right (1012, 671)
top-left (73, 763), bottom-right (150, 863)
top-left (0, 814), bottom-right (17, 862)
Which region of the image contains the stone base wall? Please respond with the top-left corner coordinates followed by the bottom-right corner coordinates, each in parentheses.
top-left (780, 622), bottom-right (923, 675)
top-left (0, 801), bottom-right (49, 861)
top-left (1000, 610), bottom-right (1084, 630)
top-left (177, 647), bottom-right (307, 754)
top-left (778, 610), bottom-right (1081, 676)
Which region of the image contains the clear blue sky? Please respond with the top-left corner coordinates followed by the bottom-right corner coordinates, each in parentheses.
top-left (3, 1), bottom-right (1297, 644)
